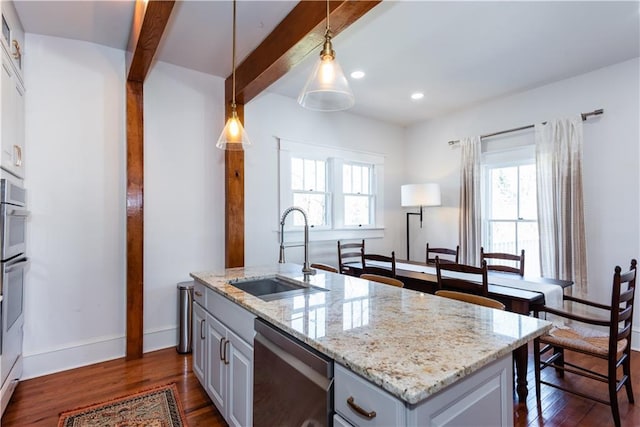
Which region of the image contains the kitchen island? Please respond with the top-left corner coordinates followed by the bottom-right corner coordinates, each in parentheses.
top-left (191, 263), bottom-right (551, 426)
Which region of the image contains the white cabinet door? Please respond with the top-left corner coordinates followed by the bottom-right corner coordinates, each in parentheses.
top-left (13, 78), bottom-right (23, 174)
top-left (226, 329), bottom-right (253, 427)
top-left (191, 284), bottom-right (256, 427)
top-left (206, 313), bottom-right (227, 415)
top-left (407, 355), bottom-right (513, 427)
top-left (1, 1), bottom-right (24, 77)
top-left (0, 47), bottom-right (23, 178)
top-left (192, 303), bottom-right (207, 384)
top-left (1, 50), bottom-right (14, 172)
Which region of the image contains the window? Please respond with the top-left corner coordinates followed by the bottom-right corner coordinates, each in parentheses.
top-left (279, 139), bottom-right (384, 240)
top-left (483, 147), bottom-right (540, 276)
top-left (291, 157), bottom-right (329, 227)
top-left (342, 163), bottom-right (374, 226)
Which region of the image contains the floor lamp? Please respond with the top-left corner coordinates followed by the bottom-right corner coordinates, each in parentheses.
top-left (401, 183), bottom-right (441, 260)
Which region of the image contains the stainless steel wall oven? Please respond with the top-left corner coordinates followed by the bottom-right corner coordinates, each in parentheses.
top-left (0, 178), bottom-right (28, 414)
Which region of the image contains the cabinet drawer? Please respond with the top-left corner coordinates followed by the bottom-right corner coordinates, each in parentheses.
top-left (193, 280), bottom-right (207, 307)
top-left (207, 288), bottom-right (255, 343)
top-left (335, 364), bottom-right (406, 427)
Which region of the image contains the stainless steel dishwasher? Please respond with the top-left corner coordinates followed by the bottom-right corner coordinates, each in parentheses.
top-left (254, 318), bottom-right (333, 427)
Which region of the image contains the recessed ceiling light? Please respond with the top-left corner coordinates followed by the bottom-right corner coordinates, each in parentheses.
top-left (350, 70), bottom-right (365, 79)
top-left (411, 92), bottom-right (424, 100)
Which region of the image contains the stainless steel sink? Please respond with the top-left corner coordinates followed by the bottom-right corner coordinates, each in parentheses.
top-left (230, 275), bottom-right (328, 301)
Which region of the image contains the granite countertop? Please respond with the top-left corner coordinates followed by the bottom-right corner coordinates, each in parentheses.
top-left (191, 263), bottom-right (551, 405)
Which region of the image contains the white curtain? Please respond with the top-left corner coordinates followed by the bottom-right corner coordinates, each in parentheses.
top-left (458, 136), bottom-right (482, 265)
top-left (535, 116), bottom-right (587, 292)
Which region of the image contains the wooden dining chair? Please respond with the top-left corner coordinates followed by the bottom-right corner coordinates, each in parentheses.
top-left (360, 273), bottom-right (404, 288)
top-left (435, 290), bottom-right (504, 310)
top-left (337, 240), bottom-right (365, 276)
top-left (426, 244), bottom-right (459, 265)
top-left (435, 258), bottom-right (489, 297)
top-left (310, 263), bottom-right (338, 273)
top-left (480, 247), bottom-right (525, 276)
top-left (361, 250), bottom-right (396, 278)
top-left (533, 259), bottom-right (637, 427)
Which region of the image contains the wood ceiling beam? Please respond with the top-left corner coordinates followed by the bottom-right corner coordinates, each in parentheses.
top-left (125, 0), bottom-right (175, 360)
top-left (223, 0), bottom-right (380, 269)
top-left (127, 0), bottom-right (175, 82)
top-left (226, 0), bottom-right (381, 105)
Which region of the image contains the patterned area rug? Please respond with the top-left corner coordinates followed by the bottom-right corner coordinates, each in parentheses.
top-left (58, 383), bottom-right (188, 427)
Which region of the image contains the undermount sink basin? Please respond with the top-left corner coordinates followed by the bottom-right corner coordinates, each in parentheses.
top-left (230, 275), bottom-right (328, 301)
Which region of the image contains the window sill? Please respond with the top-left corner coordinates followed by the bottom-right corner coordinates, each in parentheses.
top-left (278, 227), bottom-right (385, 243)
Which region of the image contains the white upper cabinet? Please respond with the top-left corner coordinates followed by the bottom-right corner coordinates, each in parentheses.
top-left (0, 1), bottom-right (24, 179)
top-left (1, 1), bottom-right (23, 79)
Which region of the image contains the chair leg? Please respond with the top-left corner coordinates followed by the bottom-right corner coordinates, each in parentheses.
top-left (623, 353), bottom-right (635, 403)
top-left (607, 354), bottom-right (625, 427)
top-left (533, 338), bottom-right (542, 410)
top-left (609, 373), bottom-right (622, 427)
top-left (553, 346), bottom-right (564, 378)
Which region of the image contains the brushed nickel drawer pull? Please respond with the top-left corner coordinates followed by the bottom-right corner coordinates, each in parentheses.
top-left (347, 396), bottom-right (377, 419)
top-left (219, 338), bottom-right (225, 361)
top-left (194, 290), bottom-right (203, 297)
top-left (200, 319), bottom-right (205, 340)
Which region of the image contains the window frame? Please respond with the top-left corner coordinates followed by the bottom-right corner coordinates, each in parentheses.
top-left (336, 161), bottom-right (376, 228)
top-left (481, 145), bottom-right (539, 274)
top-left (279, 138), bottom-right (385, 242)
top-left (290, 156), bottom-right (332, 230)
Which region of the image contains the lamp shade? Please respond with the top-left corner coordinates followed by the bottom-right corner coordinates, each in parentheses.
top-left (216, 110), bottom-right (251, 151)
top-left (401, 183), bottom-right (441, 207)
top-left (297, 55), bottom-right (354, 111)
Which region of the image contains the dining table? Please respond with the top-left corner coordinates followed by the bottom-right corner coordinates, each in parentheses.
top-left (344, 259), bottom-right (573, 402)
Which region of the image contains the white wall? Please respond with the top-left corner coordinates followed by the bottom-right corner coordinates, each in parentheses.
top-left (404, 58), bottom-right (640, 342)
top-left (244, 92), bottom-right (406, 268)
top-left (23, 34), bottom-right (126, 378)
top-left (143, 61), bottom-right (225, 351)
top-left (22, 35), bottom-right (226, 378)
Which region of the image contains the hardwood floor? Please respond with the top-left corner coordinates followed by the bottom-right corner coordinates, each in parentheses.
top-left (2, 345), bottom-right (639, 426)
top-left (1, 348), bottom-right (225, 426)
top-left (516, 344), bottom-right (640, 427)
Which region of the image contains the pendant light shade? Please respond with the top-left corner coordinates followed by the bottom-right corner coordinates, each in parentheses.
top-left (216, 0), bottom-right (251, 150)
top-left (298, 2), bottom-right (354, 112)
top-left (216, 108), bottom-right (251, 150)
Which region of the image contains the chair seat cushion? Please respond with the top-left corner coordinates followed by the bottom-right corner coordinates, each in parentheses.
top-left (540, 324), bottom-right (627, 358)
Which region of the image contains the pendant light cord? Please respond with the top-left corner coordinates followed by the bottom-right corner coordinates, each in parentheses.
top-left (232, 0), bottom-right (237, 110)
top-left (325, 0), bottom-right (330, 38)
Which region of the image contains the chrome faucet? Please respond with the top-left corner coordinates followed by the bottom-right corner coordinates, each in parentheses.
top-left (278, 206), bottom-right (315, 275)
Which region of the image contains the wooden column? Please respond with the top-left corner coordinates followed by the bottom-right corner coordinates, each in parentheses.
top-left (223, 0), bottom-right (380, 268)
top-left (225, 103), bottom-right (245, 268)
top-left (125, 0), bottom-right (175, 360)
top-left (126, 80), bottom-right (144, 360)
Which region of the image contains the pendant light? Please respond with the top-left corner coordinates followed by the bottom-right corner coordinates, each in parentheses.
top-left (297, 0), bottom-right (354, 112)
top-left (216, 0), bottom-right (251, 150)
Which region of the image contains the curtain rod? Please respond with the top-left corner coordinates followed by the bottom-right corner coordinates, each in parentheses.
top-left (447, 108), bottom-right (604, 146)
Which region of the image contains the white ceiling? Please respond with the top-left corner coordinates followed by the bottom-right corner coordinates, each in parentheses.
top-left (13, 0), bottom-right (640, 126)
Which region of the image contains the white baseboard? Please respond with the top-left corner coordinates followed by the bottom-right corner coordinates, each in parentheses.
top-left (632, 327), bottom-right (640, 352)
top-left (22, 327), bottom-right (178, 380)
top-left (143, 327), bottom-right (179, 353)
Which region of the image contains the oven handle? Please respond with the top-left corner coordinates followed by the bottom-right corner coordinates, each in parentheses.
top-left (6, 209), bottom-right (30, 217)
top-left (5, 257), bottom-right (28, 272)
